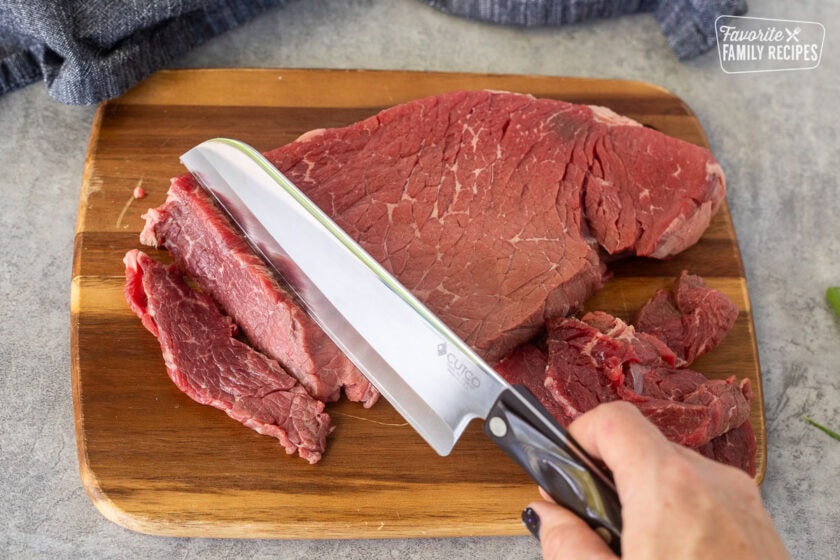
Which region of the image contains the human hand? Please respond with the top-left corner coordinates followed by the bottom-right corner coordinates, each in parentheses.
top-left (522, 401), bottom-right (789, 559)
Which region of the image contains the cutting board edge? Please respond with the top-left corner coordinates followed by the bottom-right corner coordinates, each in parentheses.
top-left (741, 277), bottom-right (767, 486)
top-left (73, 462), bottom-right (535, 540)
top-left (114, 67), bottom-right (694, 110)
top-left (71, 477), bottom-right (534, 541)
top-left (73, 103), bottom-right (107, 277)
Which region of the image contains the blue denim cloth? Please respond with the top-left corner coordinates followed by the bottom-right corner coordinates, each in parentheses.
top-left (0, 0), bottom-right (284, 104)
top-left (425, 0), bottom-right (748, 59)
top-left (0, 0), bottom-right (746, 105)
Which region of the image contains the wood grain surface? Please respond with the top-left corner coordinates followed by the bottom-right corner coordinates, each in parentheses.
top-left (71, 69), bottom-right (765, 538)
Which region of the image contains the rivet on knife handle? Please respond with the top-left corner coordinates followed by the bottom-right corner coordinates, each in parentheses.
top-left (485, 385), bottom-right (623, 554)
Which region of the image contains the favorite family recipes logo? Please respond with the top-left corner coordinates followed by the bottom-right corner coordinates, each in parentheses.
top-left (715, 16), bottom-right (825, 73)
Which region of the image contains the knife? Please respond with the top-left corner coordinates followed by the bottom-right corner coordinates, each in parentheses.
top-left (181, 138), bottom-right (623, 552)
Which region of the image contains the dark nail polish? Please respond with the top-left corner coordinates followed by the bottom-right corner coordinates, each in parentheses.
top-left (521, 507), bottom-right (540, 540)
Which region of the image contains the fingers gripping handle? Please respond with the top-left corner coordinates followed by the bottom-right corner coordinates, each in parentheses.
top-left (484, 386), bottom-right (623, 555)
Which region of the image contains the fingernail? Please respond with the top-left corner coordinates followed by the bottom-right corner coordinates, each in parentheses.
top-left (521, 507), bottom-right (540, 540)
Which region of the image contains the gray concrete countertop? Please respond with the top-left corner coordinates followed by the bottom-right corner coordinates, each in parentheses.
top-left (2, 1), bottom-right (838, 558)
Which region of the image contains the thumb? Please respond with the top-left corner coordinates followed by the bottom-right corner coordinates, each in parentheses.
top-left (526, 500), bottom-right (618, 560)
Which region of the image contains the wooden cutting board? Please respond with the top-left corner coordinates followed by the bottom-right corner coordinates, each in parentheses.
top-left (71, 68), bottom-right (765, 539)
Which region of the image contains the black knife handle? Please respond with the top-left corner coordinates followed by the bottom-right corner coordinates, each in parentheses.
top-left (484, 385), bottom-right (622, 554)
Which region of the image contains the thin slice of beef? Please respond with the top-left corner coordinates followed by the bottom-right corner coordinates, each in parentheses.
top-left (499, 312), bottom-right (751, 449)
top-left (494, 332), bottom-right (757, 474)
top-left (583, 310), bottom-right (678, 368)
top-left (494, 344), bottom-right (573, 425)
top-left (123, 249), bottom-right (333, 464)
top-left (141, 176), bottom-right (378, 407)
top-left (265, 90), bottom-right (725, 362)
top-left (496, 342), bottom-right (756, 475)
top-left (696, 420), bottom-right (757, 476)
top-left (615, 372), bottom-right (752, 448)
top-left (635, 270), bottom-right (738, 365)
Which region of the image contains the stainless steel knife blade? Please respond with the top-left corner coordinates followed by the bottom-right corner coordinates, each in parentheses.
top-left (181, 138), bottom-right (623, 551)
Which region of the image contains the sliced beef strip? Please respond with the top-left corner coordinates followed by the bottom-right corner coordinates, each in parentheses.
top-left (123, 249), bottom-right (333, 464)
top-left (546, 313), bottom-right (750, 448)
top-left (615, 371), bottom-right (752, 449)
top-left (141, 175), bottom-right (379, 407)
top-left (496, 345), bottom-right (756, 475)
top-left (583, 310), bottom-right (678, 368)
top-left (697, 420), bottom-right (757, 476)
top-left (494, 343), bottom-right (573, 425)
top-left (635, 270), bottom-right (739, 366)
top-left (265, 90), bottom-right (725, 362)
top-left (496, 311), bottom-right (750, 451)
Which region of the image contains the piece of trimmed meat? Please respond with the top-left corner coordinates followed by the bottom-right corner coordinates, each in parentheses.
top-left (636, 271), bottom-right (739, 365)
top-left (545, 312), bottom-right (750, 448)
top-left (123, 249), bottom-right (333, 464)
top-left (697, 420), bottom-right (757, 476)
top-left (496, 311), bottom-right (750, 451)
top-left (494, 343), bottom-right (572, 425)
top-left (141, 176), bottom-right (379, 407)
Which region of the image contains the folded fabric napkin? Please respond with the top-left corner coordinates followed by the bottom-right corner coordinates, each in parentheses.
top-left (0, 0), bottom-right (285, 104)
top-left (425, 0), bottom-right (748, 59)
top-left (0, 0), bottom-right (746, 105)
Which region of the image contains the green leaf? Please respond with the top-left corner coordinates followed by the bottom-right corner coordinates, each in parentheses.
top-left (827, 287), bottom-right (840, 318)
top-left (804, 416), bottom-right (840, 441)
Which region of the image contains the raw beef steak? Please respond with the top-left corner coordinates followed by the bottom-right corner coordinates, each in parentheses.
top-left (123, 249), bottom-right (333, 464)
top-left (134, 90), bottom-right (730, 464)
top-left (697, 420), bottom-right (757, 475)
top-left (495, 289), bottom-right (755, 475)
top-left (494, 344), bottom-right (570, 424)
top-left (543, 312), bottom-right (750, 448)
top-left (636, 271), bottom-right (739, 365)
top-left (141, 176), bottom-right (379, 407)
top-left (266, 90), bottom-right (725, 362)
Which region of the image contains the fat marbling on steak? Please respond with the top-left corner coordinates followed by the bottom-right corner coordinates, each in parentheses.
top-left (266, 90), bottom-right (726, 362)
top-left (123, 249), bottom-right (333, 464)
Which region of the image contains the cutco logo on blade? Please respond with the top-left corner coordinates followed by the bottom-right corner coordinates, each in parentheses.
top-left (437, 343), bottom-right (481, 390)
